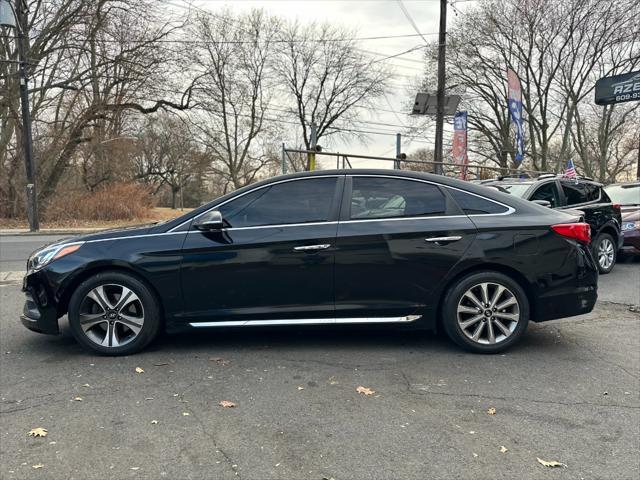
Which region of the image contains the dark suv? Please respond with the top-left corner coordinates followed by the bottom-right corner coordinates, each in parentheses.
top-left (484, 175), bottom-right (622, 273)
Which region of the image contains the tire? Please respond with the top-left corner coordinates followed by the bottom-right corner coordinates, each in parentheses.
top-left (592, 233), bottom-right (616, 274)
top-left (442, 271), bottom-right (530, 354)
top-left (68, 271), bottom-right (161, 355)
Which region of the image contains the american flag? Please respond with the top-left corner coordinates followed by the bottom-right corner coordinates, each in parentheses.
top-left (564, 159), bottom-right (577, 178)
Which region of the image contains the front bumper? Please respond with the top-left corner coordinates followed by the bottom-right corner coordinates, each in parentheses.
top-left (21, 272), bottom-right (60, 335)
top-left (620, 229), bottom-right (640, 254)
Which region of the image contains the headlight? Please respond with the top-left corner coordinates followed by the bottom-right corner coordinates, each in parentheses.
top-left (28, 242), bottom-right (84, 271)
top-left (622, 221), bottom-right (640, 232)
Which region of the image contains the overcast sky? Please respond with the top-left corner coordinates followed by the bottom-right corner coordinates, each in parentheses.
top-left (187, 0), bottom-right (469, 168)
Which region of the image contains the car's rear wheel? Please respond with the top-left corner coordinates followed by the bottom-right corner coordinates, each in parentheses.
top-left (68, 271), bottom-right (161, 355)
top-left (442, 272), bottom-right (529, 353)
top-left (593, 232), bottom-right (616, 274)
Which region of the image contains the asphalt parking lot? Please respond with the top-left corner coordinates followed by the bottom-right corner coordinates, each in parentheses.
top-left (0, 236), bottom-right (639, 479)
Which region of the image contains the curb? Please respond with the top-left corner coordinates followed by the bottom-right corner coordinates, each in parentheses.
top-left (0, 271), bottom-right (24, 286)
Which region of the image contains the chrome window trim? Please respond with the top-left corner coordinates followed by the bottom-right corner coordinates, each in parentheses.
top-left (350, 174), bottom-right (516, 217)
top-left (168, 175), bottom-right (343, 232)
top-left (80, 174), bottom-right (516, 243)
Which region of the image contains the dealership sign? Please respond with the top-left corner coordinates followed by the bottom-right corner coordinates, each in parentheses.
top-left (595, 71), bottom-right (640, 105)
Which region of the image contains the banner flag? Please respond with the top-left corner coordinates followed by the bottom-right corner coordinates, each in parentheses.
top-left (507, 68), bottom-right (525, 165)
top-left (452, 111), bottom-right (468, 180)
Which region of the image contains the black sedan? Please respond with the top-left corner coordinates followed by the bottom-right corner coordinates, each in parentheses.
top-left (21, 170), bottom-right (598, 355)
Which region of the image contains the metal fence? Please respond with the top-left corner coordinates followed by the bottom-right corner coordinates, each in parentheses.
top-left (281, 147), bottom-right (552, 180)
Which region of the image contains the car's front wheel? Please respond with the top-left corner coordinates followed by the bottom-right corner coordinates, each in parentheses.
top-left (442, 272), bottom-right (530, 353)
top-left (592, 232), bottom-right (616, 274)
top-left (68, 271), bottom-right (161, 355)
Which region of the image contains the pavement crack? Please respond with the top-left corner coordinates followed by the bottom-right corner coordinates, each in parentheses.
top-left (188, 407), bottom-right (241, 479)
top-left (401, 378), bottom-right (639, 410)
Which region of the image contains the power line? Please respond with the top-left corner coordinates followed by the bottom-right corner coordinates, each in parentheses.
top-left (396, 0), bottom-right (431, 45)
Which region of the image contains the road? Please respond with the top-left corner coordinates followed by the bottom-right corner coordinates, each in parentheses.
top-left (0, 234), bottom-right (639, 479)
top-left (0, 235), bottom-right (69, 273)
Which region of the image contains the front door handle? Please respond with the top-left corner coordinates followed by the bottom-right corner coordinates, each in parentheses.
top-left (425, 236), bottom-right (462, 245)
top-left (293, 244), bottom-right (331, 252)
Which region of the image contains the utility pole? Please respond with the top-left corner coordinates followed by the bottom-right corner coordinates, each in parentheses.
top-left (281, 142), bottom-right (286, 175)
top-left (308, 122), bottom-right (317, 171)
top-left (433, 0), bottom-right (448, 176)
top-left (395, 133), bottom-right (401, 169)
top-left (15, 0), bottom-right (39, 231)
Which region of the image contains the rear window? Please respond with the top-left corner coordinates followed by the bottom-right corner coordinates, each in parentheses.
top-left (605, 184), bottom-right (640, 205)
top-left (447, 188), bottom-right (509, 215)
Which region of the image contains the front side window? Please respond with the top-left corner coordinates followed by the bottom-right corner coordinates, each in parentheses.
top-left (447, 188), bottom-right (509, 215)
top-left (561, 182), bottom-right (588, 205)
top-left (530, 182), bottom-right (561, 208)
top-left (350, 177), bottom-right (446, 219)
top-left (218, 177), bottom-right (337, 228)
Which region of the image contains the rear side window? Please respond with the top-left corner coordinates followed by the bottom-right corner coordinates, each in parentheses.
top-left (530, 182), bottom-right (561, 208)
top-left (219, 177), bottom-right (336, 227)
top-left (350, 177), bottom-right (446, 219)
top-left (561, 182), bottom-right (590, 205)
top-left (447, 188), bottom-right (509, 215)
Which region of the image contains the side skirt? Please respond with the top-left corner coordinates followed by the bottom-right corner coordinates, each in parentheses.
top-left (188, 315), bottom-right (422, 328)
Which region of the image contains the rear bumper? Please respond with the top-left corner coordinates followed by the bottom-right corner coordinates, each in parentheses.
top-left (531, 285), bottom-right (597, 322)
top-left (531, 242), bottom-right (598, 322)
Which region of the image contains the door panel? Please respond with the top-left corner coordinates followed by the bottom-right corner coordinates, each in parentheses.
top-left (179, 223), bottom-right (338, 321)
top-left (334, 176), bottom-right (477, 318)
top-left (334, 217), bottom-right (476, 317)
top-left (178, 176), bottom-right (343, 323)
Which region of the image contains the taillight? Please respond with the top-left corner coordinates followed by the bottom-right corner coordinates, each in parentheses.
top-left (551, 223), bottom-right (591, 245)
top-left (612, 203), bottom-right (621, 210)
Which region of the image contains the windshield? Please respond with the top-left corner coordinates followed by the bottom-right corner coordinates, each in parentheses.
top-left (604, 185), bottom-right (640, 205)
top-left (487, 183), bottom-right (531, 197)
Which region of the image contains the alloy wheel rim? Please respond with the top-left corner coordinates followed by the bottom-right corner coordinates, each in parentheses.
top-left (78, 284), bottom-right (144, 348)
top-left (456, 282), bottom-right (520, 345)
top-left (597, 238), bottom-right (614, 270)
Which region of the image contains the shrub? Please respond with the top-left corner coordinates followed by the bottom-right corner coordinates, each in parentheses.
top-left (45, 183), bottom-right (154, 222)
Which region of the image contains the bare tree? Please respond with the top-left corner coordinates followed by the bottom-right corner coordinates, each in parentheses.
top-left (276, 21), bottom-right (389, 156)
top-left (187, 8), bottom-right (280, 190)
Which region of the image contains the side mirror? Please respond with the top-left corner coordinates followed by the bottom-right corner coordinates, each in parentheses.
top-left (194, 210), bottom-right (224, 231)
top-left (532, 199), bottom-right (552, 208)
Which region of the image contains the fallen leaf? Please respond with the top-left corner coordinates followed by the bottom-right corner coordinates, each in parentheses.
top-left (135, 367), bottom-right (144, 374)
top-left (28, 428), bottom-right (48, 438)
top-left (537, 457), bottom-right (566, 468)
top-left (487, 407), bottom-right (496, 415)
top-left (297, 386), bottom-right (305, 391)
top-left (151, 420), bottom-right (158, 425)
top-left (32, 464), bottom-right (44, 469)
top-left (73, 396), bottom-right (83, 402)
top-left (356, 386), bottom-right (375, 396)
top-left (182, 412), bottom-right (190, 416)
top-left (219, 400), bottom-right (236, 408)
top-left (500, 446), bottom-right (508, 453)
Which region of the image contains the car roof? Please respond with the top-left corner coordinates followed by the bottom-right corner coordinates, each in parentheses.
top-left (155, 169), bottom-right (562, 233)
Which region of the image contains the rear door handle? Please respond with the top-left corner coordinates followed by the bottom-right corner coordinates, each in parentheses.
top-left (293, 244), bottom-right (331, 252)
top-left (425, 236), bottom-right (462, 244)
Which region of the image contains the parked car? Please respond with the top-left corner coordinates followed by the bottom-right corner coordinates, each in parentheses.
top-left (483, 175), bottom-right (622, 273)
top-left (604, 182), bottom-right (640, 257)
top-left (22, 170), bottom-right (598, 355)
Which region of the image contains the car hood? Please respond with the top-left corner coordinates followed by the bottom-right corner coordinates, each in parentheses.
top-left (51, 223), bottom-right (157, 247)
